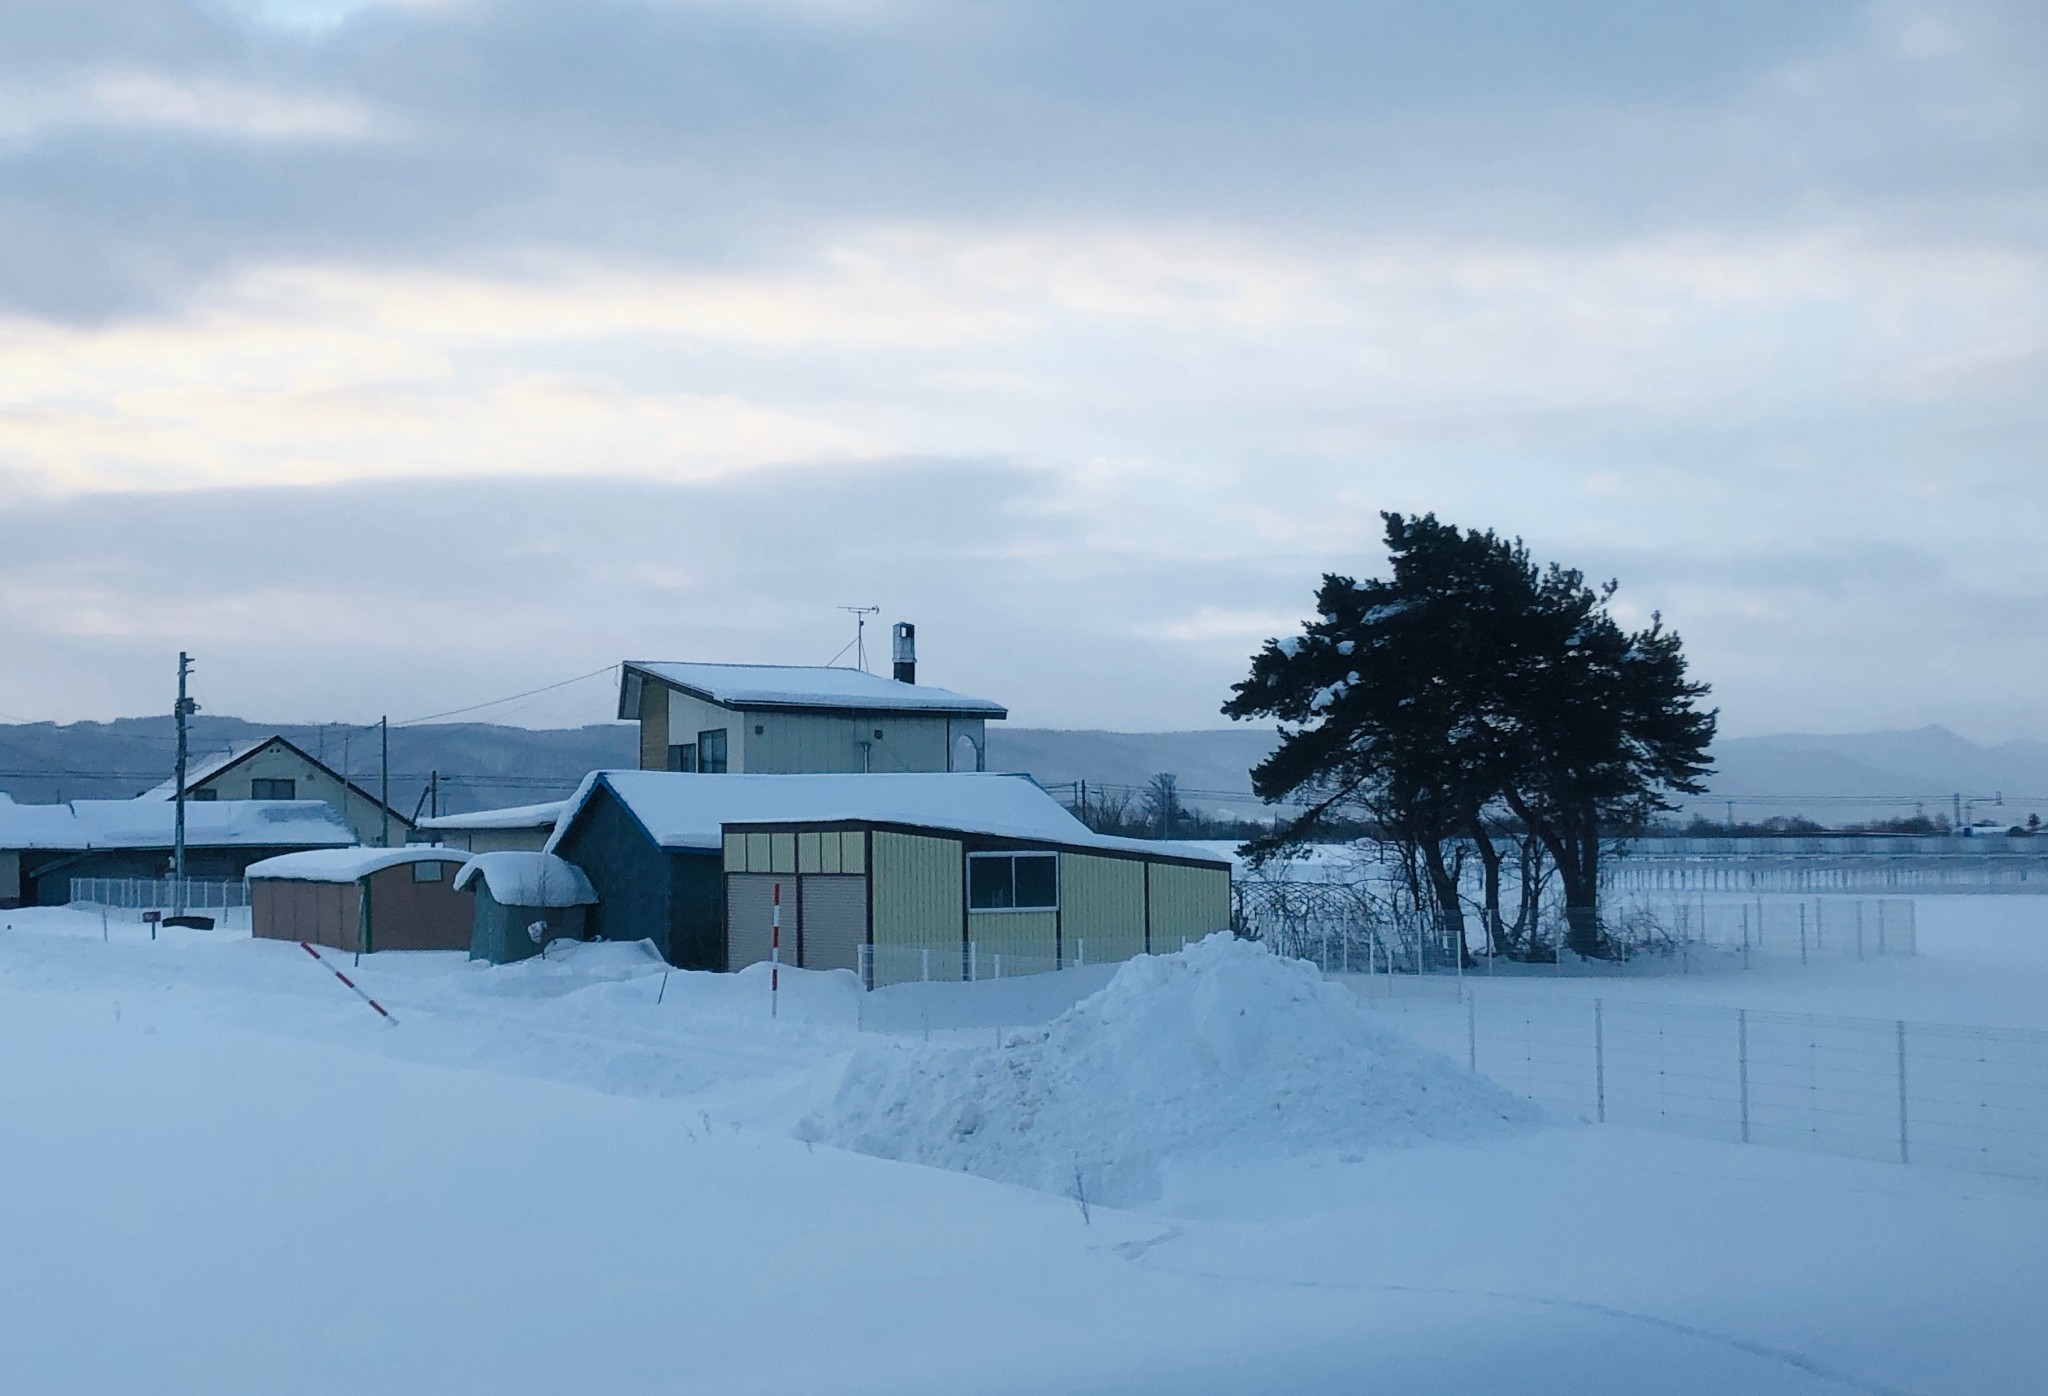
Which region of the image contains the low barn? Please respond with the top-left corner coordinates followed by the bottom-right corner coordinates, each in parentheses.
top-left (454, 852), bottom-right (597, 964)
top-left (0, 798), bottom-right (355, 908)
top-left (247, 847), bottom-right (474, 953)
top-left (545, 771), bottom-right (1232, 984)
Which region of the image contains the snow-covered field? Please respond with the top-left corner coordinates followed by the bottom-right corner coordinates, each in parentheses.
top-left (3, 899), bottom-right (2046, 1394)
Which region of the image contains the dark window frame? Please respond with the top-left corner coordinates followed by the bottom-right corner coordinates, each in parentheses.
top-left (667, 743), bottom-right (697, 773)
top-left (697, 728), bottom-right (729, 774)
top-left (967, 851), bottom-right (1058, 911)
top-left (250, 777), bottom-right (296, 801)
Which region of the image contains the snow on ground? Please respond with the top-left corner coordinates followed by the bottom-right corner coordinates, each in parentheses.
top-left (799, 935), bottom-right (1539, 1205)
top-left (2, 898), bottom-right (2047, 1393)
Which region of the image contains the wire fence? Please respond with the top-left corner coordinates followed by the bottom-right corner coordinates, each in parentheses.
top-left (68, 877), bottom-right (249, 916)
top-left (1361, 987), bottom-right (2048, 1181)
top-left (1243, 888), bottom-right (1914, 979)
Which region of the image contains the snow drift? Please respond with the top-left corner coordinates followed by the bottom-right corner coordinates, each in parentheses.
top-left (798, 935), bottom-right (1542, 1205)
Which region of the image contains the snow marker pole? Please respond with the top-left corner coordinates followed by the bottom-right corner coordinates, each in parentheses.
top-left (298, 941), bottom-right (398, 1025)
top-left (771, 882), bottom-right (781, 1020)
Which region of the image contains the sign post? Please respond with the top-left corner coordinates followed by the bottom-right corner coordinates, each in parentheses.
top-left (771, 881), bottom-right (781, 1020)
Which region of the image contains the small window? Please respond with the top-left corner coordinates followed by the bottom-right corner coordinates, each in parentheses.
top-left (697, 729), bottom-right (728, 774)
top-left (188, 788), bottom-right (219, 802)
top-left (251, 778), bottom-right (296, 800)
top-left (412, 861), bottom-right (445, 883)
top-left (667, 743), bottom-right (697, 773)
top-left (968, 852), bottom-right (1058, 911)
top-left (754, 724), bottom-right (765, 735)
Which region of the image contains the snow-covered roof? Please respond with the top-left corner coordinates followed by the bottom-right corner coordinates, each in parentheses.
top-left (246, 845), bottom-right (470, 883)
top-left (417, 800), bottom-right (567, 833)
top-left (137, 734), bottom-right (411, 820)
top-left (620, 662), bottom-right (1006, 718)
top-left (0, 799), bottom-right (356, 852)
top-left (547, 771), bottom-right (1229, 866)
top-left (138, 739), bottom-right (270, 800)
top-left (454, 852), bottom-right (598, 906)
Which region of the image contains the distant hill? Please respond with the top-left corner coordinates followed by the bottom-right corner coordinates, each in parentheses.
top-left (2, 717), bottom-right (2040, 829)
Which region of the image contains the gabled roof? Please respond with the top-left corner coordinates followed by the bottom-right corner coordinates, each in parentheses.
top-left (0, 799), bottom-right (356, 853)
top-left (141, 734), bottom-right (413, 825)
top-left (416, 800), bottom-right (566, 833)
top-left (246, 845), bottom-right (467, 883)
top-left (618, 662), bottom-right (1007, 720)
top-left (546, 770), bottom-right (1228, 865)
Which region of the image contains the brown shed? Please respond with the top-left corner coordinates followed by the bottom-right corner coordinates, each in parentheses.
top-left (247, 847), bottom-right (475, 953)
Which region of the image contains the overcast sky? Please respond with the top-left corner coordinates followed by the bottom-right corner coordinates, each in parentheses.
top-left (1, 0), bottom-right (2043, 738)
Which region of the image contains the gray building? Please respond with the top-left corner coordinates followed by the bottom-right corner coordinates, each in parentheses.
top-left (619, 658), bottom-right (1006, 777)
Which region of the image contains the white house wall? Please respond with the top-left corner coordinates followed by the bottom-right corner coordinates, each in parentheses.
top-left (665, 686), bottom-right (961, 773)
top-left (194, 745), bottom-right (406, 845)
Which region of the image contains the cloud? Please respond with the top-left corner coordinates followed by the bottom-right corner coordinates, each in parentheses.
top-left (0, 0), bottom-right (2042, 736)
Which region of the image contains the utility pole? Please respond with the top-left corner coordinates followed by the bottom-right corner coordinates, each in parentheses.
top-left (380, 716), bottom-right (391, 847)
top-left (430, 769), bottom-right (439, 820)
top-left (172, 653), bottom-right (198, 917)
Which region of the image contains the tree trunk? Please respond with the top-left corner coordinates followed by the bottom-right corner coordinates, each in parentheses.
top-left (1468, 819), bottom-right (1507, 957)
top-left (1419, 837), bottom-right (1467, 969)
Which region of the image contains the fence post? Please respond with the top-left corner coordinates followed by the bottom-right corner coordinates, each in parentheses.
top-left (1877, 906), bottom-right (1887, 956)
top-left (1594, 998), bottom-right (1606, 1124)
top-left (969, 942), bottom-right (977, 982)
top-left (1856, 903), bottom-right (1865, 962)
top-left (921, 946), bottom-right (930, 982)
top-left (993, 952), bottom-right (1002, 980)
top-left (1799, 903), bottom-right (1809, 965)
top-left (1466, 993), bottom-right (1477, 1073)
top-left (1896, 1020), bottom-right (1910, 1165)
top-left (1738, 1009), bottom-right (1750, 1144)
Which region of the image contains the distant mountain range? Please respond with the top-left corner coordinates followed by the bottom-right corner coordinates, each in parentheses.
top-left (1, 716), bottom-right (2042, 829)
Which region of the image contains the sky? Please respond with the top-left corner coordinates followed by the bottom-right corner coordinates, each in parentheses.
top-left (0, 0), bottom-right (2043, 738)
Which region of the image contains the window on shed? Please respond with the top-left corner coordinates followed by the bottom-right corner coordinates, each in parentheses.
top-left (968, 852), bottom-right (1058, 911)
top-left (189, 788), bottom-right (219, 802)
top-left (411, 861), bottom-right (445, 883)
top-left (697, 729), bottom-right (729, 774)
top-left (251, 778), bottom-right (296, 800)
top-left (667, 743), bottom-right (697, 773)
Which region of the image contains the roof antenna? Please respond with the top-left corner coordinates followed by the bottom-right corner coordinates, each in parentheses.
top-left (838, 606), bottom-right (879, 672)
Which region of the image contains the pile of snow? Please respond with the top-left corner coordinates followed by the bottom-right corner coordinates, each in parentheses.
top-left (798, 935), bottom-right (1541, 1206)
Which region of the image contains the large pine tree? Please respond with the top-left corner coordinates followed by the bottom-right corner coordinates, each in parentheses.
top-left (1225, 513), bottom-right (1715, 956)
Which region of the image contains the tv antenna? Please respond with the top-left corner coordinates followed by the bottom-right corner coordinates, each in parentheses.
top-left (836, 606), bottom-right (880, 671)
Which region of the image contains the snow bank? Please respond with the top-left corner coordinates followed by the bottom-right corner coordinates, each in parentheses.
top-left (798, 935), bottom-right (1541, 1205)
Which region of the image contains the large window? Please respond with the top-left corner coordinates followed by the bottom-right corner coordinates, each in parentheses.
top-left (250, 778), bottom-right (296, 800)
top-left (968, 852), bottom-right (1058, 911)
top-left (667, 743), bottom-right (697, 773)
top-left (697, 729), bottom-right (729, 774)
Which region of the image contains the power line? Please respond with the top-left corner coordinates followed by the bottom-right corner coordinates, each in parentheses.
top-left (392, 665), bottom-right (619, 727)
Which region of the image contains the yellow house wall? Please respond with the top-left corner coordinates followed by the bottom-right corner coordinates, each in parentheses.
top-left (965, 909), bottom-right (1058, 970)
top-left (1059, 853), bottom-right (1146, 964)
top-left (1146, 862), bottom-right (1232, 952)
top-left (870, 830), bottom-right (962, 982)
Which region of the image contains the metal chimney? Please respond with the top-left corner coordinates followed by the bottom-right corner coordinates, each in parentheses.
top-left (892, 622), bottom-right (916, 685)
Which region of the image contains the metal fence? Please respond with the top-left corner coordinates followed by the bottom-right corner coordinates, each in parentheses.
top-left (1252, 893), bottom-right (1914, 979)
top-left (1608, 854), bottom-right (2047, 895)
top-left (1363, 987), bottom-right (2048, 1181)
top-left (68, 877), bottom-right (249, 916)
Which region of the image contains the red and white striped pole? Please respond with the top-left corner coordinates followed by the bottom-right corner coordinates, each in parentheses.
top-left (770, 881), bottom-right (781, 1019)
top-left (298, 941), bottom-right (398, 1025)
